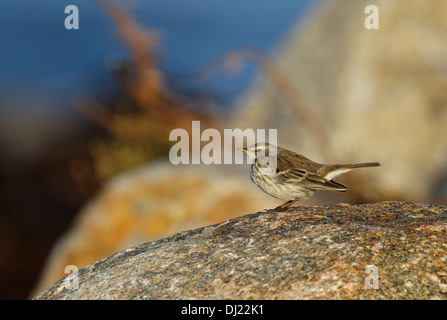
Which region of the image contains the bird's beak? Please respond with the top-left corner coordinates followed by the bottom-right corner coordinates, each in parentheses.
top-left (237, 147), bottom-right (247, 153)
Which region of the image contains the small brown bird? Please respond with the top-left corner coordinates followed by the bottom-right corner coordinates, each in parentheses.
top-left (240, 143), bottom-right (380, 210)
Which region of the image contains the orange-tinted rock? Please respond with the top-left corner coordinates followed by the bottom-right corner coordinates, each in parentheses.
top-left (31, 162), bottom-right (278, 296)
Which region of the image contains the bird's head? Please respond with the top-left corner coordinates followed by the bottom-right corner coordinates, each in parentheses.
top-left (239, 143), bottom-right (277, 159)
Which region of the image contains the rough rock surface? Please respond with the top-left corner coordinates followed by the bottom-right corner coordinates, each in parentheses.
top-left (35, 201), bottom-right (447, 300)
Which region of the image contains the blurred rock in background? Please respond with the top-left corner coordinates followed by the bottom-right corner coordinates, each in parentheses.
top-left (31, 161), bottom-right (278, 296)
top-left (233, 0), bottom-right (447, 203)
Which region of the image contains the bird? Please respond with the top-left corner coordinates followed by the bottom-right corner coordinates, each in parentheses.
top-left (240, 143), bottom-right (380, 210)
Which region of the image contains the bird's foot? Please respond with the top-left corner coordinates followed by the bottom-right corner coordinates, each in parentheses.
top-left (272, 199), bottom-right (297, 211)
top-left (273, 200), bottom-right (295, 211)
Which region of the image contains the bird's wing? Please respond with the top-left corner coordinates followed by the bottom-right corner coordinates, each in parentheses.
top-left (307, 173), bottom-right (347, 191)
top-left (275, 156), bottom-right (346, 191)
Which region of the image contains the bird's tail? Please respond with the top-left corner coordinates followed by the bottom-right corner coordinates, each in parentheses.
top-left (349, 162), bottom-right (381, 169)
top-left (320, 162), bottom-right (381, 180)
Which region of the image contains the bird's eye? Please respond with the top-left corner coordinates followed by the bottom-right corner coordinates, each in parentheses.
top-left (257, 148), bottom-right (262, 153)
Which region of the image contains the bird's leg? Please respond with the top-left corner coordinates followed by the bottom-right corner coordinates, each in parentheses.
top-left (273, 198), bottom-right (299, 211)
top-left (273, 200), bottom-right (291, 210)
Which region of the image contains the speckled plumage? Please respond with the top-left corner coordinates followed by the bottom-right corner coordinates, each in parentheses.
top-left (242, 143), bottom-right (380, 209)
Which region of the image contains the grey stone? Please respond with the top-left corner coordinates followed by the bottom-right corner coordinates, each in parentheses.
top-left (34, 201), bottom-right (447, 300)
